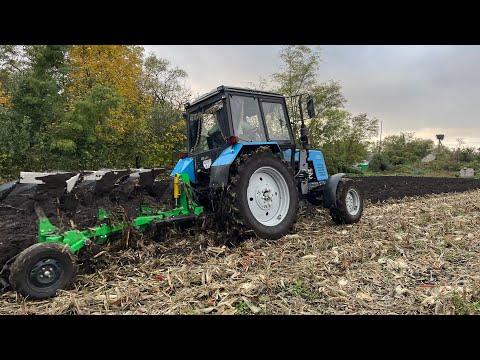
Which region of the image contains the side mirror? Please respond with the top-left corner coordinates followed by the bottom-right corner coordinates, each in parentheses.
top-left (306, 97), bottom-right (315, 118)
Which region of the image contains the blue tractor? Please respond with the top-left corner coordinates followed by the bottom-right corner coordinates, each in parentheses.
top-left (171, 85), bottom-right (364, 239)
top-left (0, 85), bottom-right (365, 299)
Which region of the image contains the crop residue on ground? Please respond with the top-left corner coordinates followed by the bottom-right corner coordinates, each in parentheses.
top-left (1, 188), bottom-right (480, 315)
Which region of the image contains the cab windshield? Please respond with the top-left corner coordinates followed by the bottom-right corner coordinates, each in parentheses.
top-left (189, 100), bottom-right (228, 154)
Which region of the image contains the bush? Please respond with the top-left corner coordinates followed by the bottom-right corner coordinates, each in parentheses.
top-left (424, 152), bottom-right (462, 172)
top-left (369, 153), bottom-right (393, 172)
top-left (336, 162), bottom-right (363, 174)
top-left (345, 166), bottom-right (363, 175)
top-left (464, 160), bottom-right (480, 171)
top-left (393, 163), bottom-right (425, 176)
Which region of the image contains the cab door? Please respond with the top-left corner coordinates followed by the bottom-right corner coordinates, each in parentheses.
top-left (259, 98), bottom-right (296, 169)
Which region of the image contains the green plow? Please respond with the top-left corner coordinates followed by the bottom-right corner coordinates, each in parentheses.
top-left (37, 173), bottom-right (203, 253)
top-left (7, 173), bottom-right (203, 299)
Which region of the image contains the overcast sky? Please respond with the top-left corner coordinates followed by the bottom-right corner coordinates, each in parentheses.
top-left (144, 45), bottom-right (480, 149)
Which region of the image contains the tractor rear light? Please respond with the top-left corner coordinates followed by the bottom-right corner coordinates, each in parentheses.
top-left (178, 151), bottom-right (188, 159)
top-left (227, 136), bottom-right (238, 145)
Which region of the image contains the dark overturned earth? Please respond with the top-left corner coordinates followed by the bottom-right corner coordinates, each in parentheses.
top-left (354, 176), bottom-right (480, 202)
top-left (1, 176), bottom-right (480, 272)
top-left (0, 178), bottom-right (173, 273)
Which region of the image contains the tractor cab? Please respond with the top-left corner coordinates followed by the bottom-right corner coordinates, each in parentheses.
top-left (183, 86), bottom-right (297, 188)
top-left (186, 86), bottom-right (294, 155)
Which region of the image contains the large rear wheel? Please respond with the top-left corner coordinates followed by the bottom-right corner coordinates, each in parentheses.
top-left (229, 150), bottom-right (298, 240)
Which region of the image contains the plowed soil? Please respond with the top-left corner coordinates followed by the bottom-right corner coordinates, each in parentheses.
top-left (0, 182), bottom-right (173, 272)
top-left (354, 176), bottom-right (480, 203)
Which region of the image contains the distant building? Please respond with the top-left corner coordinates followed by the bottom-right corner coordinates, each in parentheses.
top-left (460, 168), bottom-right (474, 178)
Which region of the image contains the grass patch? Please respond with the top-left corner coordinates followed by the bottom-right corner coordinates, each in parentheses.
top-left (288, 280), bottom-right (318, 300)
top-left (235, 300), bottom-right (251, 315)
top-left (452, 295), bottom-right (480, 315)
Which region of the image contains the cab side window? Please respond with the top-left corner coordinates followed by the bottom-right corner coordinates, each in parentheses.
top-left (230, 95), bottom-right (266, 142)
top-left (262, 102), bottom-right (291, 141)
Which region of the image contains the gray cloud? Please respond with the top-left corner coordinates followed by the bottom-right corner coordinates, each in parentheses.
top-left (143, 45), bottom-right (480, 148)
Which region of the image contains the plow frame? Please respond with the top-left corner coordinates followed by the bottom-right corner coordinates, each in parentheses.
top-left (37, 173), bottom-right (203, 253)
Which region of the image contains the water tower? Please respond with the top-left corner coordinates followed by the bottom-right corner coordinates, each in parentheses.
top-left (436, 134), bottom-right (444, 147)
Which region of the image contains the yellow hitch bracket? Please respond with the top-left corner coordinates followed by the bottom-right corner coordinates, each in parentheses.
top-left (173, 173), bottom-right (180, 199)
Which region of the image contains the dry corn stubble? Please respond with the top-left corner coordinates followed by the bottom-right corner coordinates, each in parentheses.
top-left (1, 189), bottom-right (480, 315)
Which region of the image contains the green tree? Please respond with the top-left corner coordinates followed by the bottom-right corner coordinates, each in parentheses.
top-left (143, 103), bottom-right (187, 168)
top-left (141, 54), bottom-right (190, 109)
top-left (310, 110), bottom-right (378, 172)
top-left (48, 85), bottom-right (122, 169)
top-left (63, 45), bottom-right (152, 168)
top-left (140, 53), bottom-right (190, 167)
top-left (369, 153), bottom-right (392, 172)
top-left (270, 45), bottom-right (379, 174)
top-left (272, 45), bottom-right (321, 137)
top-left (310, 81), bottom-right (347, 117)
top-left (1, 45), bottom-right (69, 136)
top-left (0, 45), bottom-right (70, 177)
top-left (457, 147), bottom-right (477, 163)
top-left (382, 132), bottom-right (435, 165)
top-left (0, 109), bottom-right (32, 179)
top-left (0, 45), bottom-right (193, 178)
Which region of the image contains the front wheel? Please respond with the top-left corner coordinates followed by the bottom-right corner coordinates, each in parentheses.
top-left (229, 150), bottom-right (299, 240)
top-left (330, 179), bottom-right (364, 224)
top-left (9, 242), bottom-right (77, 300)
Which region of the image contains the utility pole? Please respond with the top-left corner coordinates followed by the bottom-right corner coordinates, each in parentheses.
top-left (379, 121), bottom-right (383, 153)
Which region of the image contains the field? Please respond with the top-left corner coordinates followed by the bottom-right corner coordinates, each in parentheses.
top-left (1, 176), bottom-right (480, 314)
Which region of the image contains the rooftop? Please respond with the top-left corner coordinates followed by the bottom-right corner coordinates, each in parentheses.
top-left (187, 85), bottom-right (284, 107)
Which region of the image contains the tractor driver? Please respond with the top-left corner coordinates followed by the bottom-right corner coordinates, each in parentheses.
top-left (234, 98), bottom-right (263, 141)
top-left (207, 115), bottom-right (258, 147)
top-left (206, 121), bottom-right (225, 150)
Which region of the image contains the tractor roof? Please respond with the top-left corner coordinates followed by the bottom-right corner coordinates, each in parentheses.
top-left (186, 85), bottom-right (285, 108)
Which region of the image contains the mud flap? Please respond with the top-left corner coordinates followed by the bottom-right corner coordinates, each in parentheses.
top-left (323, 173), bottom-right (346, 209)
top-left (209, 165), bottom-right (231, 188)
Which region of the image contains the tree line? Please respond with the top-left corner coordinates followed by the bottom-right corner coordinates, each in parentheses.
top-left (369, 133), bottom-right (480, 174)
top-left (0, 45), bottom-right (189, 181)
top-left (0, 45), bottom-right (380, 182)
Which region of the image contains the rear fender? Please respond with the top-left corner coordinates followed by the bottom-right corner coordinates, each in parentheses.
top-left (170, 158), bottom-right (195, 183)
top-left (323, 173), bottom-right (346, 208)
top-left (209, 142), bottom-right (281, 188)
